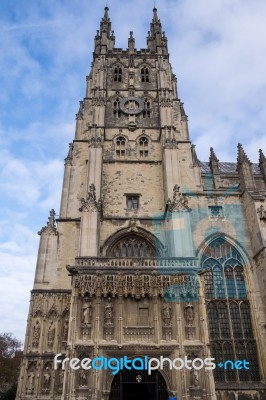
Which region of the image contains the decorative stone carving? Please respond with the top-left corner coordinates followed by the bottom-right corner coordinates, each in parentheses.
top-left (190, 368), bottom-right (200, 387)
top-left (38, 209), bottom-right (58, 236)
top-left (162, 302), bottom-right (172, 326)
top-left (127, 217), bottom-right (139, 232)
top-left (42, 366), bottom-right (51, 390)
top-left (57, 369), bottom-right (64, 390)
top-left (184, 303), bottom-right (196, 340)
top-left (47, 321), bottom-right (55, 348)
top-left (78, 369), bottom-right (88, 387)
top-left (104, 298), bottom-right (114, 340)
top-left (82, 300), bottom-right (92, 324)
top-left (166, 185), bottom-right (189, 212)
top-left (32, 320), bottom-right (41, 348)
top-left (184, 303), bottom-right (195, 323)
top-left (257, 204), bottom-right (266, 220)
top-left (62, 319), bottom-right (69, 342)
top-left (32, 295), bottom-right (43, 317)
top-left (79, 184), bottom-right (101, 212)
top-left (64, 143), bottom-right (74, 166)
top-left (104, 297), bottom-right (114, 325)
top-left (27, 371), bottom-right (35, 392)
top-left (74, 273), bottom-right (199, 300)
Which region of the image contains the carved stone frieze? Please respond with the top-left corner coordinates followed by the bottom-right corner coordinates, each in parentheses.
top-left (38, 209), bottom-right (58, 236)
top-left (166, 184), bottom-right (189, 212)
top-left (74, 273), bottom-right (198, 300)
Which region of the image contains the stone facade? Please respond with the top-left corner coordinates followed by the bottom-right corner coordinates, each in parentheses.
top-left (16, 7), bottom-right (266, 400)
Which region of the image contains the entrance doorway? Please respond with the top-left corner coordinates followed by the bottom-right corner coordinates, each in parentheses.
top-left (109, 368), bottom-right (168, 400)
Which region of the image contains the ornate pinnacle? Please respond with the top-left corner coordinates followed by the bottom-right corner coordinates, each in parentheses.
top-left (209, 147), bottom-right (219, 163)
top-left (104, 6), bottom-right (109, 19)
top-left (209, 147), bottom-right (220, 174)
top-left (38, 209), bottom-right (57, 236)
top-left (64, 143), bottom-right (74, 166)
top-left (167, 185), bottom-right (189, 212)
top-left (191, 144), bottom-right (200, 167)
top-left (259, 149), bottom-right (266, 163)
top-left (152, 7), bottom-right (159, 23)
top-left (259, 149), bottom-right (266, 178)
top-left (237, 143), bottom-right (252, 167)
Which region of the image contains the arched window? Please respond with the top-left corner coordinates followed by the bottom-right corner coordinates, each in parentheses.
top-left (115, 136), bottom-right (126, 159)
top-left (113, 98), bottom-right (121, 118)
top-left (142, 98), bottom-right (151, 118)
top-left (141, 66), bottom-right (149, 82)
top-left (202, 238), bottom-right (260, 382)
top-left (139, 136), bottom-right (149, 158)
top-left (108, 234), bottom-right (156, 258)
top-left (114, 66), bottom-right (122, 82)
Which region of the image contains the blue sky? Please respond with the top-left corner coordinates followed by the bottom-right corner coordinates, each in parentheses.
top-left (0, 0), bottom-right (266, 342)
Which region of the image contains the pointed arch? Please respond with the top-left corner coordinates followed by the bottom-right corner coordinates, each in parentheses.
top-left (200, 235), bottom-right (261, 382)
top-left (102, 227), bottom-right (165, 257)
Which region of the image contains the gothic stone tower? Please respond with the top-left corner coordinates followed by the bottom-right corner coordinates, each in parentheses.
top-left (16, 7), bottom-right (266, 400)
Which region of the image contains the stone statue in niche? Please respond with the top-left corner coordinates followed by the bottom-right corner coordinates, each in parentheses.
top-left (104, 298), bottom-right (113, 325)
top-left (162, 302), bottom-right (172, 326)
top-left (43, 367), bottom-right (51, 389)
top-left (190, 368), bottom-right (200, 387)
top-left (82, 300), bottom-right (92, 324)
top-left (32, 321), bottom-right (41, 347)
top-left (58, 369), bottom-right (64, 387)
top-left (184, 303), bottom-right (195, 323)
top-left (47, 321), bottom-right (55, 347)
top-left (27, 371), bottom-right (35, 392)
top-left (79, 369), bottom-right (88, 386)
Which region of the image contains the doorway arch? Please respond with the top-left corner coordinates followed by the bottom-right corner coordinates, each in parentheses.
top-left (109, 368), bottom-right (168, 400)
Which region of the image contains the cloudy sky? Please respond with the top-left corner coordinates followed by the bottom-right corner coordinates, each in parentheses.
top-left (0, 0), bottom-right (266, 342)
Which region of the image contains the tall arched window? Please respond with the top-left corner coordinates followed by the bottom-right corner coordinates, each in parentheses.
top-left (113, 98), bottom-right (121, 118)
top-left (142, 98), bottom-right (151, 118)
top-left (141, 66), bottom-right (149, 82)
top-left (114, 66), bottom-right (122, 82)
top-left (202, 237), bottom-right (260, 382)
top-left (115, 136), bottom-right (126, 159)
top-left (139, 136), bottom-right (149, 158)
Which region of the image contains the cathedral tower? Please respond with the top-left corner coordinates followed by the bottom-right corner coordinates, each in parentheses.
top-left (16, 8), bottom-right (266, 400)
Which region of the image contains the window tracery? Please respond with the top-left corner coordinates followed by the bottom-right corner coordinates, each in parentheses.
top-left (108, 234), bottom-right (156, 258)
top-left (113, 98), bottom-right (121, 118)
top-left (115, 136), bottom-right (126, 159)
top-left (139, 136), bottom-right (149, 158)
top-left (141, 66), bottom-right (149, 82)
top-left (142, 98), bottom-right (151, 118)
top-left (114, 66), bottom-right (122, 82)
top-left (202, 238), bottom-right (260, 382)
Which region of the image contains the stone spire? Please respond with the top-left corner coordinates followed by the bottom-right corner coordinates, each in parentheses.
top-left (94, 6), bottom-right (115, 55)
top-left (236, 143), bottom-right (255, 190)
top-left (147, 8), bottom-right (168, 55)
top-left (259, 149), bottom-right (266, 180)
top-left (209, 147), bottom-right (220, 174)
